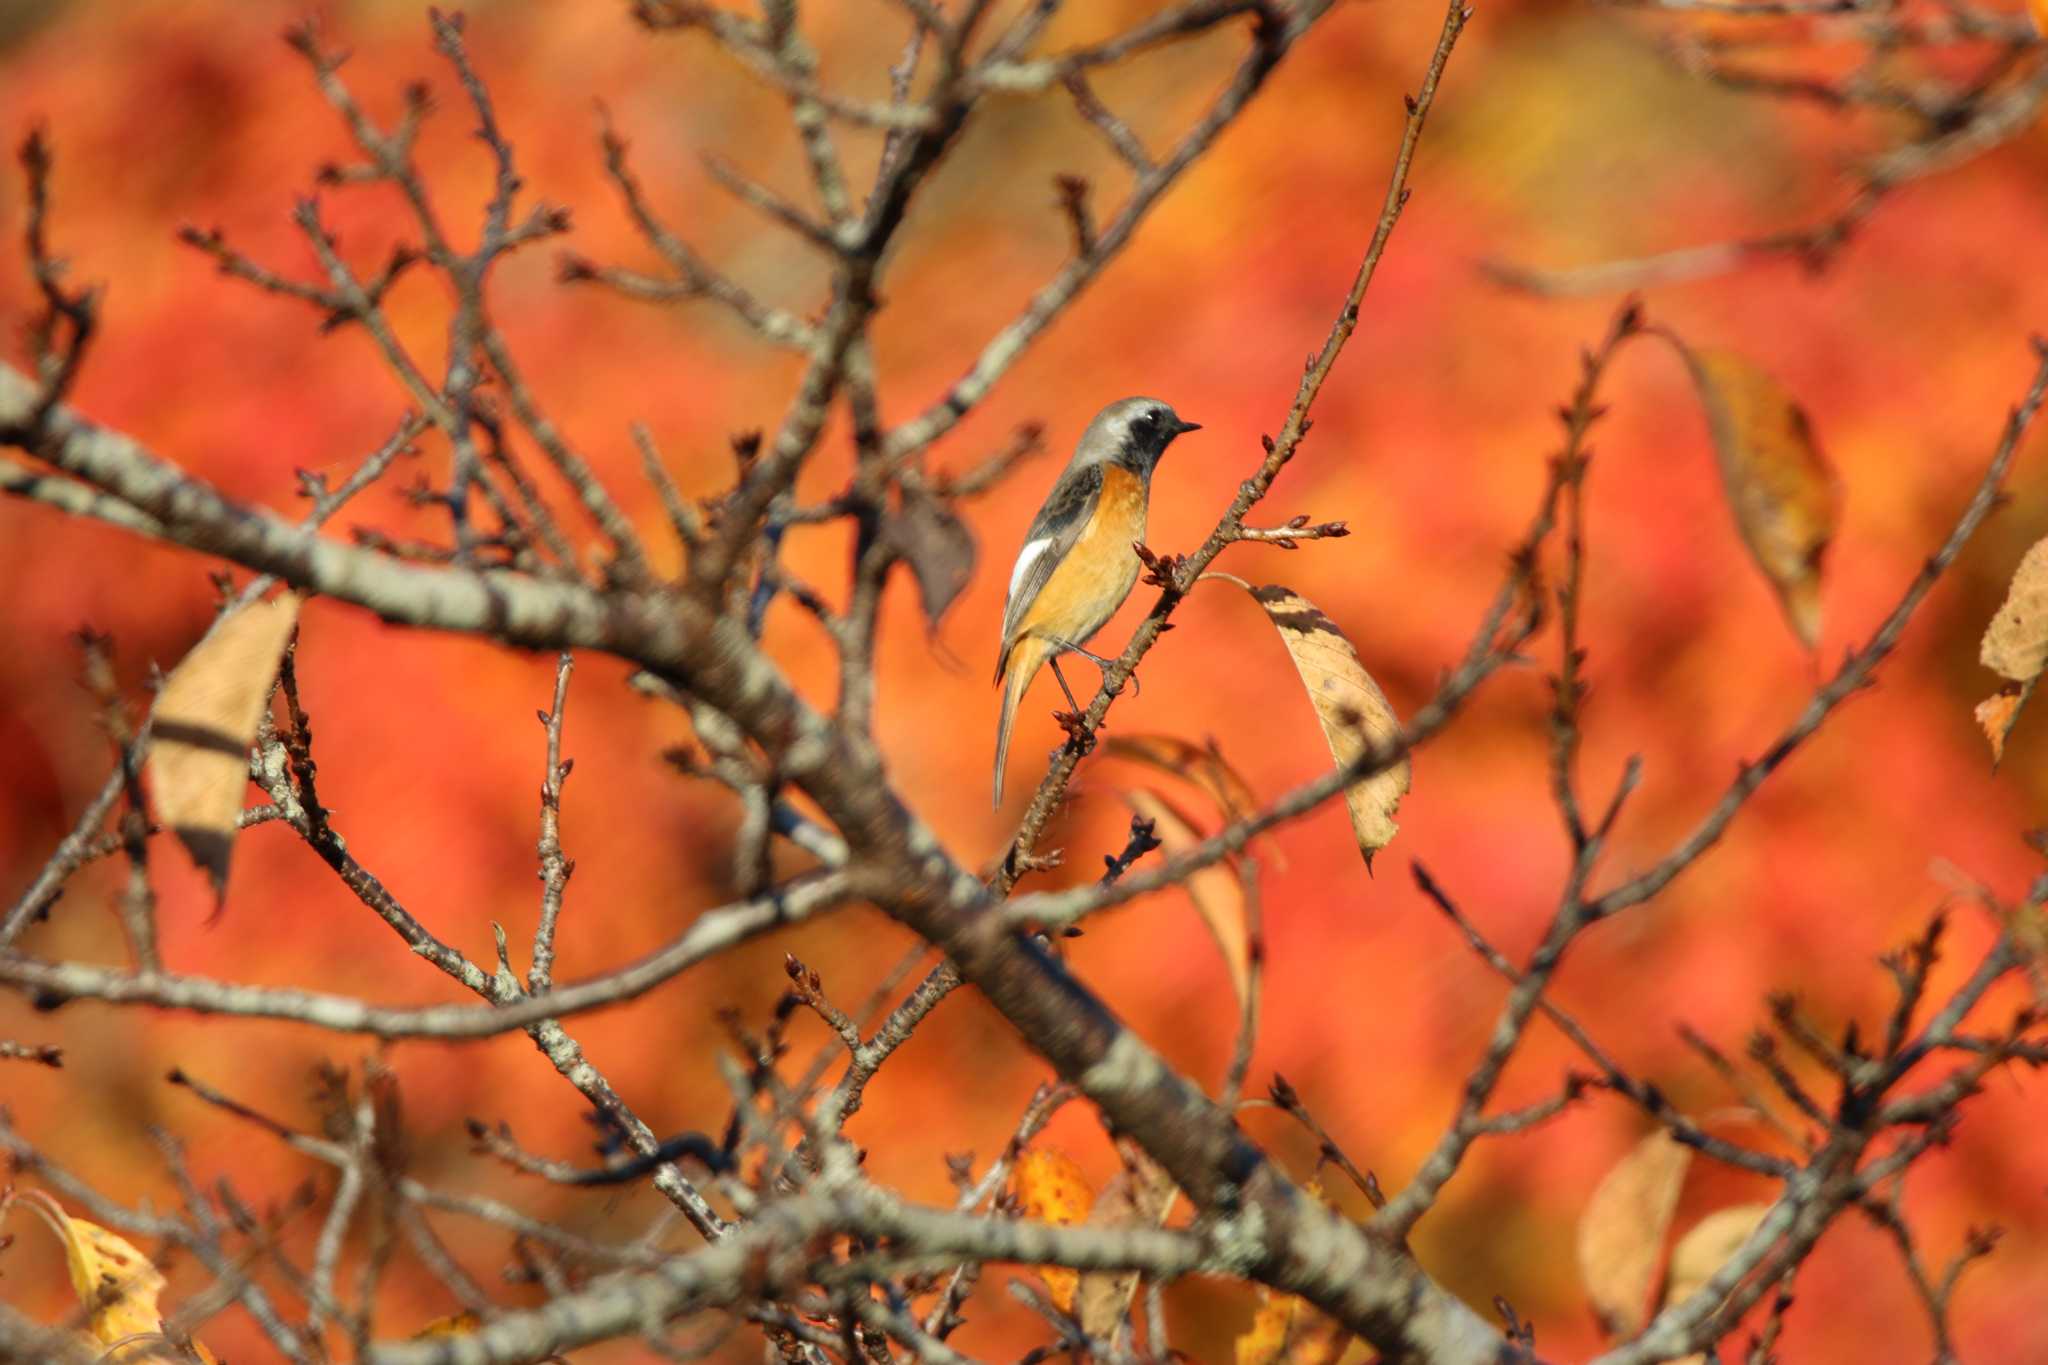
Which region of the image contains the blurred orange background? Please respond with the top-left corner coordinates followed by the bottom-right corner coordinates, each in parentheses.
top-left (2, 0), bottom-right (2046, 1359)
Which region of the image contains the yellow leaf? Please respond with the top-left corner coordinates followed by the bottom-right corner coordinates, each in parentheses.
top-left (1236, 1289), bottom-right (1351, 1365)
top-left (1981, 537), bottom-right (2048, 682)
top-left (14, 1191), bottom-right (171, 1348)
top-left (1235, 1179), bottom-right (1352, 1365)
top-left (1125, 787), bottom-right (1252, 1004)
top-left (1009, 1147), bottom-right (1094, 1313)
top-left (1233, 582), bottom-right (1409, 870)
top-left (1075, 1142), bottom-right (1180, 1340)
top-left (148, 593), bottom-right (301, 902)
top-left (2031, 0), bottom-right (2048, 37)
top-left (1578, 1130), bottom-right (1692, 1338)
top-left (1662, 1202), bottom-right (1772, 1313)
top-left (1677, 346), bottom-right (1841, 649)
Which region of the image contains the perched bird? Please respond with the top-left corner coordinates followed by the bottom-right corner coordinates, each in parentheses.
top-left (993, 396), bottom-right (1201, 805)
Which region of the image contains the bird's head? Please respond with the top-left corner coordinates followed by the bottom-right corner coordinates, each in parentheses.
top-left (1077, 396), bottom-right (1201, 476)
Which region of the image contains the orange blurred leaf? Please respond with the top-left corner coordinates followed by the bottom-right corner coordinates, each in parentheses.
top-left (1124, 787), bottom-right (1252, 1003)
top-left (1010, 1146), bottom-right (1094, 1313)
top-left (413, 1311), bottom-right (483, 1337)
top-left (1075, 1142), bottom-right (1180, 1340)
top-left (1230, 581), bottom-right (1409, 870)
top-left (1974, 679), bottom-right (2037, 769)
top-left (1676, 345), bottom-right (1841, 649)
top-left (1234, 1180), bottom-right (1351, 1365)
top-left (1980, 536), bottom-right (2048, 682)
top-left (1661, 1202), bottom-right (1772, 1314)
top-left (1236, 1289), bottom-right (1351, 1365)
top-left (1578, 1130), bottom-right (1692, 1338)
top-left (147, 592), bottom-right (301, 902)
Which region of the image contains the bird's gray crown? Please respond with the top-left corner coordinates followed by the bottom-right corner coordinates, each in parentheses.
top-left (1069, 396), bottom-right (1200, 475)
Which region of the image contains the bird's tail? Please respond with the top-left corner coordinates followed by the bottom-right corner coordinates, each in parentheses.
top-left (993, 635), bottom-right (1052, 808)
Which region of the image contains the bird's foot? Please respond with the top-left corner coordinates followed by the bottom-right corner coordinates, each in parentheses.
top-left (1050, 639), bottom-right (1138, 697)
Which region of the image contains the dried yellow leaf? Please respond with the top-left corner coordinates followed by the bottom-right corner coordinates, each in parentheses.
top-left (1075, 1142), bottom-right (1180, 1340)
top-left (148, 592), bottom-right (301, 901)
top-left (1237, 582), bottom-right (1409, 870)
top-left (1981, 537), bottom-right (2048, 682)
top-left (1679, 346), bottom-right (1841, 649)
top-left (1578, 1130), bottom-right (1692, 1339)
top-left (1009, 1147), bottom-right (1094, 1313)
top-left (1662, 1202), bottom-right (1772, 1313)
top-left (14, 1190), bottom-right (172, 1348)
top-left (1125, 787), bottom-right (1252, 1004)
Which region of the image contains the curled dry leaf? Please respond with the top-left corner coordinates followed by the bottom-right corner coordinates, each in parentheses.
top-left (1075, 1141), bottom-right (1180, 1340)
top-left (1009, 1146), bottom-right (1094, 1313)
top-left (1104, 733), bottom-right (1286, 869)
top-left (147, 592), bottom-right (302, 902)
top-left (1972, 537), bottom-right (2048, 764)
top-left (1234, 1180), bottom-right (1352, 1365)
top-left (9, 1189), bottom-right (217, 1360)
top-left (886, 484), bottom-right (977, 630)
top-left (1578, 1129), bottom-right (1693, 1339)
top-left (1233, 581), bottom-right (1409, 870)
top-left (1124, 787), bottom-right (1252, 1004)
top-left (1676, 345), bottom-right (1841, 649)
top-left (1981, 536), bottom-right (2048, 682)
top-left (1661, 1202), bottom-right (1773, 1314)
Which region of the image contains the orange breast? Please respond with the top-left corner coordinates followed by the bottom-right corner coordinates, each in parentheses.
top-left (1021, 463), bottom-right (1148, 647)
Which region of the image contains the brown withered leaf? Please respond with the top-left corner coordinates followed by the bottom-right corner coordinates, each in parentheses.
top-left (1075, 1141), bottom-right (1180, 1341)
top-left (148, 592), bottom-right (301, 901)
top-left (1009, 1146), bottom-right (1095, 1314)
top-left (1125, 787), bottom-right (1252, 1004)
top-left (1236, 582), bottom-right (1409, 870)
top-left (1578, 1130), bottom-right (1692, 1339)
top-left (1233, 1180), bottom-right (1352, 1365)
top-left (886, 485), bottom-right (976, 630)
top-left (1104, 733), bottom-right (1286, 869)
top-left (1661, 1202), bottom-right (1772, 1315)
top-left (1981, 536), bottom-right (2048, 682)
top-left (1975, 677), bottom-right (2038, 769)
top-left (1678, 346), bottom-right (1842, 649)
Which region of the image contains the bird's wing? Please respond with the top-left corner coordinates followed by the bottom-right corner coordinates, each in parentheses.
top-left (996, 462), bottom-right (1104, 674)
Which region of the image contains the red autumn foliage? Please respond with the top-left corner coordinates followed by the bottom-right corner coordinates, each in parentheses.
top-left (1, 1), bottom-right (2045, 1360)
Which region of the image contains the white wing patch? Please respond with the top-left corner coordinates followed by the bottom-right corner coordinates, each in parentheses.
top-left (1008, 536), bottom-right (1052, 606)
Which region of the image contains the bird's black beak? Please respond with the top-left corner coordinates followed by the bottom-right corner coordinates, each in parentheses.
top-left (1172, 418), bottom-right (1202, 435)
